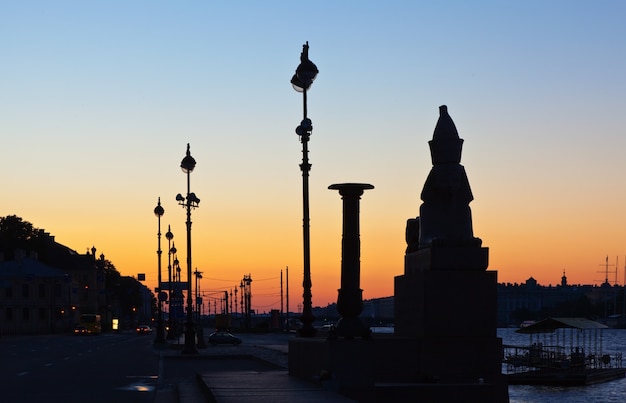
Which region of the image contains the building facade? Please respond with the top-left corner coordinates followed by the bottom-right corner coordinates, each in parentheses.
top-left (0, 255), bottom-right (73, 335)
top-left (0, 232), bottom-right (151, 335)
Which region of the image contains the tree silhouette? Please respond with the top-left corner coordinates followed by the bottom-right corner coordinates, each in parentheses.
top-left (0, 215), bottom-right (46, 260)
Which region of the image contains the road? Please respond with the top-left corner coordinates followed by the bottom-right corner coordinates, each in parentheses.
top-left (1, 332), bottom-right (159, 403)
top-left (1, 329), bottom-right (295, 403)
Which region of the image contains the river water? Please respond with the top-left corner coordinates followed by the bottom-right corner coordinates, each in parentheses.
top-left (498, 328), bottom-right (626, 403)
top-left (370, 327), bottom-right (625, 402)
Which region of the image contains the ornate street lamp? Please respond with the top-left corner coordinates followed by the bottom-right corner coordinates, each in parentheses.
top-left (194, 268), bottom-right (206, 348)
top-left (165, 225), bottom-right (175, 340)
top-left (291, 41), bottom-right (319, 337)
top-left (172, 245), bottom-right (180, 336)
top-left (174, 251), bottom-right (180, 281)
top-left (234, 287), bottom-right (238, 319)
top-left (239, 280), bottom-right (244, 326)
top-left (243, 274), bottom-right (252, 329)
top-left (177, 143), bottom-right (200, 354)
top-left (153, 198), bottom-right (166, 344)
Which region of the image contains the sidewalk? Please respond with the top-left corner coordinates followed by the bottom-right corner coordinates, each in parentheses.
top-left (200, 369), bottom-right (356, 402)
top-left (153, 339), bottom-right (355, 402)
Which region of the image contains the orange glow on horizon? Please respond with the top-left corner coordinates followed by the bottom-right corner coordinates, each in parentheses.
top-left (22, 183), bottom-right (626, 315)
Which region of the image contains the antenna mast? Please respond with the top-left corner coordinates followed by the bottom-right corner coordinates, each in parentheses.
top-left (598, 255), bottom-right (616, 285)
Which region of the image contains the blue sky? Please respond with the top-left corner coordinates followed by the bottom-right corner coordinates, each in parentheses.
top-left (2, 1), bottom-right (626, 307)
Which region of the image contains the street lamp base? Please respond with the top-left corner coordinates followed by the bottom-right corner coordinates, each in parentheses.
top-left (166, 320), bottom-right (176, 340)
top-left (196, 326), bottom-right (206, 348)
top-left (297, 323), bottom-right (317, 337)
top-left (328, 317), bottom-right (371, 340)
top-left (181, 322), bottom-right (198, 354)
top-left (154, 319), bottom-right (166, 344)
top-left (298, 310), bottom-right (317, 337)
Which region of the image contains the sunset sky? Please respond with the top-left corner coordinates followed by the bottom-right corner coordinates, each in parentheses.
top-left (2, 2), bottom-right (626, 313)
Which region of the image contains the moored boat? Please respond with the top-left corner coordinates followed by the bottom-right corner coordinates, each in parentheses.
top-left (503, 317), bottom-right (625, 385)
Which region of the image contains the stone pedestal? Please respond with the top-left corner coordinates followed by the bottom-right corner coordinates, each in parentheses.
top-left (288, 331), bottom-right (508, 402)
top-left (396, 248), bottom-right (494, 338)
top-left (405, 245), bottom-right (489, 274)
top-left (289, 338), bottom-right (375, 402)
top-left (392, 246), bottom-right (509, 402)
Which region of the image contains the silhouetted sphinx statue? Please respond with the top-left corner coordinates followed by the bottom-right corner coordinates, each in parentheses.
top-left (405, 217), bottom-right (420, 254)
top-left (395, 106), bottom-right (506, 403)
top-left (406, 105), bottom-right (482, 256)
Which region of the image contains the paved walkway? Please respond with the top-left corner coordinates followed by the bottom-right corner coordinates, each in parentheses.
top-left (200, 369), bottom-right (355, 402)
top-left (153, 340), bottom-right (355, 402)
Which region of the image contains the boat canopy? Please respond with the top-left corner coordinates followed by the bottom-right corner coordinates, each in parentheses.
top-left (516, 317), bottom-right (608, 334)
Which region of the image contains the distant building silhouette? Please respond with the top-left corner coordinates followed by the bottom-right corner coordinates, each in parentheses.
top-left (0, 231), bottom-right (151, 335)
top-left (497, 272), bottom-right (625, 326)
top-left (333, 272), bottom-right (625, 329)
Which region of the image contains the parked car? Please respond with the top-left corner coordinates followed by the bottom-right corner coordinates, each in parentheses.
top-left (135, 325), bottom-right (152, 335)
top-left (74, 325), bottom-right (88, 335)
top-left (208, 331), bottom-right (242, 345)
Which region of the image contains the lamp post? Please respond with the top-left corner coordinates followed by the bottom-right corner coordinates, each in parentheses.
top-left (234, 287), bottom-right (238, 319)
top-left (173, 250), bottom-right (179, 281)
top-left (194, 268), bottom-right (206, 348)
top-left (239, 281), bottom-right (244, 325)
top-left (242, 274), bottom-right (252, 329)
top-left (177, 143), bottom-right (200, 354)
top-left (172, 247), bottom-right (180, 337)
top-left (165, 226), bottom-right (175, 340)
top-left (154, 198), bottom-right (166, 344)
top-left (194, 269), bottom-right (203, 321)
top-left (291, 41), bottom-right (319, 337)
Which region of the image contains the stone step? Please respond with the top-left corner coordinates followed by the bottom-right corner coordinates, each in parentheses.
top-left (178, 376), bottom-right (211, 403)
top-left (153, 376), bottom-right (210, 403)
